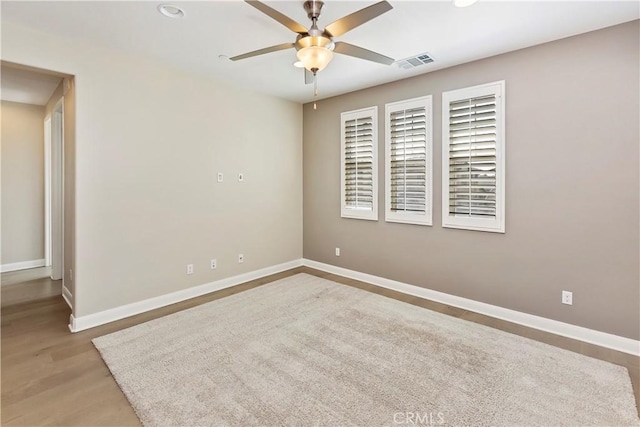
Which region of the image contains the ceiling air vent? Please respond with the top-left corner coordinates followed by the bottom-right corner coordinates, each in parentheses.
top-left (396, 53), bottom-right (434, 69)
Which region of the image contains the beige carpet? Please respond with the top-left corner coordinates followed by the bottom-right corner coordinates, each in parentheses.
top-left (93, 273), bottom-right (639, 426)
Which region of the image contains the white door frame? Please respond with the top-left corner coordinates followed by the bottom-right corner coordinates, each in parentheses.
top-left (44, 115), bottom-right (52, 267)
top-left (44, 98), bottom-right (64, 281)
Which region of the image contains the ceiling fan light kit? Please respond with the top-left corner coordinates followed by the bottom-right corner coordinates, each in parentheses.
top-left (296, 46), bottom-right (333, 72)
top-left (230, 0), bottom-right (395, 105)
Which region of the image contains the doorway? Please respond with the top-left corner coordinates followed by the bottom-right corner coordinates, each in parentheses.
top-left (1, 61), bottom-right (74, 313)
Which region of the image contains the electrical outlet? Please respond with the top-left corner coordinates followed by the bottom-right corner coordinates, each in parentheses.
top-left (217, 172), bottom-right (223, 183)
top-left (562, 290), bottom-right (573, 305)
top-left (238, 254), bottom-right (244, 264)
top-left (335, 247), bottom-right (340, 256)
top-left (210, 259), bottom-right (217, 270)
top-left (238, 172), bottom-right (244, 182)
top-left (186, 264), bottom-right (194, 275)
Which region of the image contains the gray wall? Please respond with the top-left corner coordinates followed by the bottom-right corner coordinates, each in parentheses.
top-left (1, 100), bottom-right (45, 266)
top-left (303, 21), bottom-right (639, 340)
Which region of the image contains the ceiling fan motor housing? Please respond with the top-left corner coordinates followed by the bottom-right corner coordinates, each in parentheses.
top-left (295, 34), bottom-right (334, 52)
top-left (297, 0), bottom-right (333, 52)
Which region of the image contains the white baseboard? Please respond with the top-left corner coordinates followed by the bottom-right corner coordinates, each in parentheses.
top-left (303, 259), bottom-right (640, 357)
top-left (69, 259), bottom-right (303, 333)
top-left (62, 285), bottom-right (72, 309)
top-left (1, 259), bottom-right (46, 273)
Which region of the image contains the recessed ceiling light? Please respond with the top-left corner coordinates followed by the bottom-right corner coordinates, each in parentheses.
top-left (293, 61), bottom-right (304, 68)
top-left (453, 0), bottom-right (478, 7)
top-left (158, 4), bottom-right (185, 18)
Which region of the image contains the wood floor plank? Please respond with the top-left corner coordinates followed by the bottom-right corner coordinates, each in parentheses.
top-left (1, 267), bottom-right (52, 287)
top-left (1, 276), bottom-right (62, 307)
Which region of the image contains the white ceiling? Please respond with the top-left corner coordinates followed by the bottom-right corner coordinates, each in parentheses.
top-left (1, 1), bottom-right (638, 103)
top-left (1, 64), bottom-right (63, 106)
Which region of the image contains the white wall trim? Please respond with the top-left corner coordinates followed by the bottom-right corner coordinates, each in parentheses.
top-left (302, 259), bottom-right (640, 356)
top-left (69, 259), bottom-right (303, 333)
top-left (68, 314), bottom-right (76, 333)
top-left (44, 114), bottom-right (52, 267)
top-left (50, 98), bottom-right (64, 280)
top-left (62, 285), bottom-right (72, 309)
top-left (1, 259), bottom-right (46, 273)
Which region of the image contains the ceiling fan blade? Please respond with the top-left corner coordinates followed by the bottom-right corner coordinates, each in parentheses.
top-left (230, 42), bottom-right (295, 61)
top-left (304, 69), bottom-right (314, 85)
top-left (333, 42), bottom-right (394, 65)
top-left (324, 1), bottom-right (393, 37)
top-left (245, 0), bottom-right (308, 34)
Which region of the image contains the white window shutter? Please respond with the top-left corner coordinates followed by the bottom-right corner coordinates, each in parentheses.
top-left (442, 81), bottom-right (505, 233)
top-left (341, 107), bottom-right (378, 221)
top-left (385, 96), bottom-right (432, 225)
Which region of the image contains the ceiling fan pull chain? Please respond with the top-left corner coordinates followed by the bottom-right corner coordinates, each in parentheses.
top-left (313, 72), bottom-right (318, 110)
top-left (314, 72), bottom-right (318, 97)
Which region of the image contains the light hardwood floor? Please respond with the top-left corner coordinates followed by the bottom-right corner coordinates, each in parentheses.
top-left (1, 267), bottom-right (52, 287)
top-left (1, 267), bottom-right (61, 307)
top-left (2, 267), bottom-right (639, 425)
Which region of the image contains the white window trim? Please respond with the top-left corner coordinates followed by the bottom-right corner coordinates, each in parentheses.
top-left (340, 106), bottom-right (378, 221)
top-left (442, 81), bottom-right (505, 233)
top-left (385, 96), bottom-right (433, 226)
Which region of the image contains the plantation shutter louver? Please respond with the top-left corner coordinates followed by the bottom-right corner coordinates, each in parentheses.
top-left (385, 96), bottom-right (432, 225)
top-left (341, 107), bottom-right (378, 220)
top-left (442, 81), bottom-right (505, 233)
top-left (345, 117), bottom-right (374, 210)
top-left (448, 94), bottom-right (497, 218)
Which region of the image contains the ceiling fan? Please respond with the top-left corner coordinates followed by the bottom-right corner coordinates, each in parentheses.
top-left (230, 0), bottom-right (395, 85)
